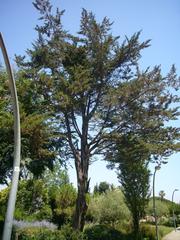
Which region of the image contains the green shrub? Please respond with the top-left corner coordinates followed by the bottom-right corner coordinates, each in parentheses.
top-left (140, 224), bottom-right (173, 240)
top-left (84, 224), bottom-right (124, 240)
top-left (13, 225), bottom-right (85, 240)
top-left (0, 180), bottom-right (52, 222)
top-left (50, 184), bottom-right (76, 226)
top-left (140, 224), bottom-right (156, 240)
top-left (0, 180), bottom-right (77, 225)
top-left (146, 199), bottom-right (169, 218)
top-left (60, 224), bottom-right (86, 240)
top-left (87, 189), bottom-right (131, 227)
top-left (158, 225), bottom-right (173, 239)
top-left (13, 227), bottom-right (65, 240)
top-left (14, 180), bottom-right (52, 221)
top-left (0, 187), bottom-right (9, 219)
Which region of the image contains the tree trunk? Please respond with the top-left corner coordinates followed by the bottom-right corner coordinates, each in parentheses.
top-left (133, 213), bottom-right (140, 240)
top-left (73, 178), bottom-right (88, 231)
top-left (73, 150), bottom-right (89, 231)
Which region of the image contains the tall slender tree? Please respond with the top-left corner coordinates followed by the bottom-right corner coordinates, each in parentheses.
top-left (107, 134), bottom-right (151, 239)
top-left (159, 190), bottom-right (165, 202)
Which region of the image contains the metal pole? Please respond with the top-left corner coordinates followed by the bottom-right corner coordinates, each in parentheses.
top-left (0, 33), bottom-right (21, 240)
top-left (172, 189), bottom-right (179, 232)
top-left (153, 166), bottom-right (160, 240)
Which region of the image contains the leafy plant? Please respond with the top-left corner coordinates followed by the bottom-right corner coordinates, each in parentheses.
top-left (87, 189), bottom-right (131, 227)
top-left (12, 225), bottom-right (85, 240)
top-left (84, 224), bottom-right (123, 240)
top-left (50, 184), bottom-right (77, 226)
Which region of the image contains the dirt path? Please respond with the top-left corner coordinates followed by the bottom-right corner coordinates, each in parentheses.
top-left (163, 230), bottom-right (180, 240)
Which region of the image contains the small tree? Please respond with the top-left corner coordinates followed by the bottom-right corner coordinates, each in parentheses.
top-left (159, 190), bottom-right (165, 202)
top-left (94, 181), bottom-right (110, 194)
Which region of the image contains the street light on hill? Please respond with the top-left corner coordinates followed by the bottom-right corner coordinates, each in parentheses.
top-left (172, 189), bottom-right (179, 231)
top-left (153, 165), bottom-right (161, 240)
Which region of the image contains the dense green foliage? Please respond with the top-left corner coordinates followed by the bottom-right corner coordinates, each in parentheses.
top-left (93, 181), bottom-right (111, 194)
top-left (87, 189), bottom-right (131, 228)
top-left (84, 224), bottom-right (125, 240)
top-left (0, 179), bottom-right (76, 226)
top-left (11, 223), bottom-right (173, 240)
top-left (140, 224), bottom-right (173, 240)
top-left (13, 225), bottom-right (85, 240)
top-left (146, 198), bottom-right (170, 218)
top-left (50, 184), bottom-right (76, 226)
top-left (106, 134), bottom-right (151, 238)
top-left (43, 161), bottom-right (69, 189)
top-left (0, 69), bottom-right (61, 184)
top-left (146, 197), bottom-right (180, 226)
top-left (0, 181), bottom-right (179, 239)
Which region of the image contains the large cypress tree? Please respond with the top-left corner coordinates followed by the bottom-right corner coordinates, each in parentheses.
top-left (15, 0), bottom-right (179, 230)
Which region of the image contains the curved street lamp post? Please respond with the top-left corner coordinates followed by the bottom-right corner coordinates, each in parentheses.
top-left (153, 165), bottom-right (161, 240)
top-left (0, 33), bottom-right (21, 240)
top-left (172, 189), bottom-right (179, 232)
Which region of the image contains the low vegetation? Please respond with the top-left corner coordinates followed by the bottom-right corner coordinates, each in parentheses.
top-left (0, 180), bottom-right (178, 239)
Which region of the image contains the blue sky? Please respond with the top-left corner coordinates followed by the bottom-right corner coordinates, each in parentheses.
top-left (0, 0), bottom-right (180, 202)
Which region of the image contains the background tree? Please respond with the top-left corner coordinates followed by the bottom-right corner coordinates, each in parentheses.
top-left (42, 160), bottom-right (69, 190)
top-left (146, 198), bottom-right (170, 218)
top-left (159, 190), bottom-right (166, 202)
top-left (0, 68), bottom-right (61, 184)
top-left (107, 134), bottom-right (151, 239)
top-left (93, 181), bottom-right (111, 194)
top-left (104, 63), bottom-right (180, 236)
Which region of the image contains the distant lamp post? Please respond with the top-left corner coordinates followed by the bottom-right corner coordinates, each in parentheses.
top-left (153, 165), bottom-right (161, 240)
top-left (172, 189), bottom-right (179, 231)
top-left (0, 33), bottom-right (21, 240)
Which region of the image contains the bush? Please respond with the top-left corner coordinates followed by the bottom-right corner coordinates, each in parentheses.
top-left (50, 184), bottom-right (76, 226)
top-left (84, 224), bottom-right (124, 240)
top-left (0, 180), bottom-right (53, 222)
top-left (60, 224), bottom-right (86, 240)
top-left (146, 199), bottom-right (169, 218)
top-left (87, 189), bottom-right (131, 227)
top-left (13, 225), bottom-right (85, 240)
top-left (0, 180), bottom-right (77, 226)
top-left (13, 227), bottom-right (65, 240)
top-left (140, 224), bottom-right (173, 240)
top-left (0, 187), bottom-right (9, 219)
top-left (140, 224), bottom-right (156, 240)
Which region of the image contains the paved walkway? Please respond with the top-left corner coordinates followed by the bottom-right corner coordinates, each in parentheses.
top-left (163, 230), bottom-right (180, 240)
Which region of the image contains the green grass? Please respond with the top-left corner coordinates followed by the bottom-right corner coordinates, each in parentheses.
top-left (158, 225), bottom-right (173, 239)
top-left (141, 223), bottom-right (173, 240)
